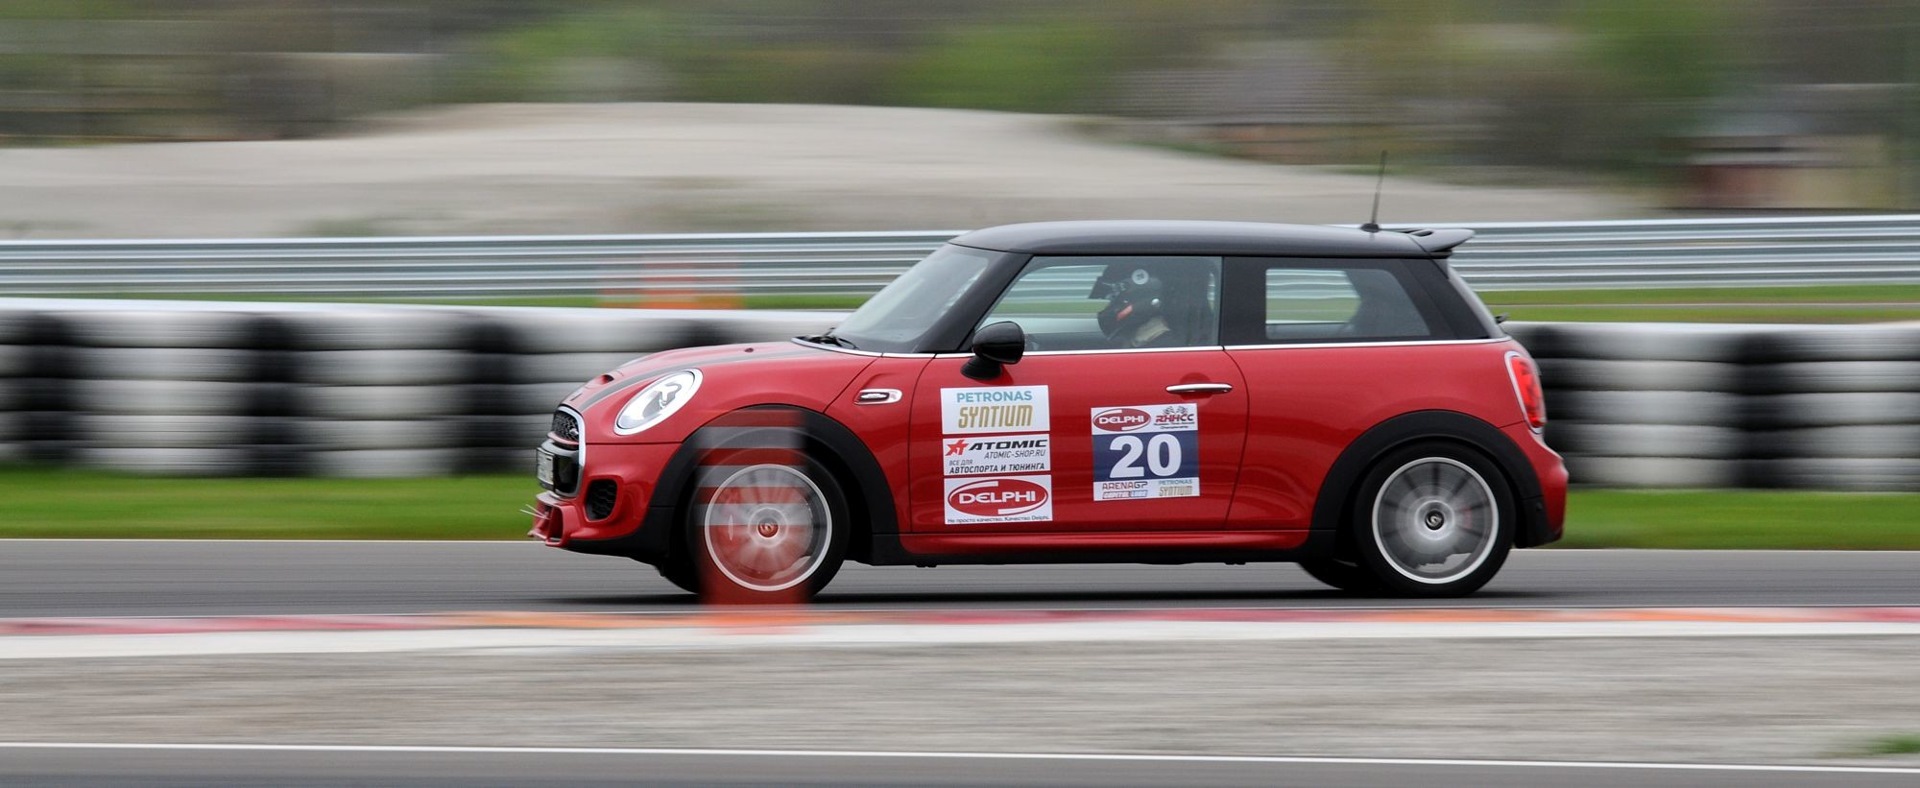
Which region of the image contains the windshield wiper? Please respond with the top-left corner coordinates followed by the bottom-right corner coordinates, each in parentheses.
top-left (801, 332), bottom-right (858, 349)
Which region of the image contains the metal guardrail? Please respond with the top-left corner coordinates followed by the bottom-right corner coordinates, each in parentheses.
top-left (4, 215), bottom-right (1920, 299)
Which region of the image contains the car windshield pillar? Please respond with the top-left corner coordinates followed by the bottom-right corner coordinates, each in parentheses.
top-left (827, 244), bottom-right (1015, 354)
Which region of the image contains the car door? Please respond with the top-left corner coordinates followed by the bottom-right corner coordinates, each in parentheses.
top-left (908, 255), bottom-right (1248, 534)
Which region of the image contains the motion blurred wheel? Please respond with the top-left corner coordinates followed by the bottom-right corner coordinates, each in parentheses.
top-left (1350, 442), bottom-right (1513, 598)
top-left (682, 457), bottom-right (847, 603)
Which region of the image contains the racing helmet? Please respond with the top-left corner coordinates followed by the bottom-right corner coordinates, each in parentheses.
top-left (1092, 264), bottom-right (1168, 342)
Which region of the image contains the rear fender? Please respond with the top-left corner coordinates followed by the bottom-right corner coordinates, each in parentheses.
top-left (1313, 410), bottom-right (1555, 548)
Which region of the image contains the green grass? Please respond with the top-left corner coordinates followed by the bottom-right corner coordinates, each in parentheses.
top-left (2, 469), bottom-right (1917, 546)
top-left (0, 470), bottom-right (538, 540)
top-left (1482, 284), bottom-right (1920, 323)
top-left (1857, 734), bottom-right (1920, 757)
top-left (1554, 490), bottom-right (1920, 550)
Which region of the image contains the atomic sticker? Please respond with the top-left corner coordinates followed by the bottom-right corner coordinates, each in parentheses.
top-left (1091, 403), bottom-right (1199, 500)
top-left (943, 434), bottom-right (1052, 477)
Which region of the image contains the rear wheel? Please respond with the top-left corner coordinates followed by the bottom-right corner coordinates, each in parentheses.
top-left (1348, 441), bottom-right (1513, 598)
top-left (681, 456), bottom-right (848, 603)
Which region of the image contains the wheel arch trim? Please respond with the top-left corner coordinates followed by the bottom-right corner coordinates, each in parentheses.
top-left (1311, 410), bottom-right (1554, 548)
top-left (643, 404), bottom-right (897, 564)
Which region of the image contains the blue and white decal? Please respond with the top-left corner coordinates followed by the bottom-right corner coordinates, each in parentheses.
top-left (1090, 404), bottom-right (1199, 501)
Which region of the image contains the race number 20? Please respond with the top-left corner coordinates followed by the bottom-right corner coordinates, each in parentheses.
top-left (1091, 404), bottom-right (1199, 501)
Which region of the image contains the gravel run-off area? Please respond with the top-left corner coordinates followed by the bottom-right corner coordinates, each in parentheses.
top-left (6, 635), bottom-right (1920, 766)
top-left (0, 103), bottom-right (1631, 239)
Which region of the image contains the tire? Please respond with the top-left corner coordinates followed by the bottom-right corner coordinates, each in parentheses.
top-left (655, 554), bottom-right (702, 595)
top-left (679, 453), bottom-right (848, 603)
top-left (62, 309), bottom-right (254, 349)
top-left (1297, 558), bottom-right (1383, 594)
top-left (1348, 441), bottom-right (1514, 598)
top-left (294, 350), bottom-right (469, 386)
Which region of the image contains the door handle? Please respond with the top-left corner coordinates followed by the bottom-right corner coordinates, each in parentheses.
top-left (1166, 383), bottom-right (1233, 395)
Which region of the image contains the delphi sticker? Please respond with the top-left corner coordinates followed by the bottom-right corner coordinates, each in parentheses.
top-left (941, 386), bottom-right (1049, 435)
top-left (944, 475), bottom-right (1053, 524)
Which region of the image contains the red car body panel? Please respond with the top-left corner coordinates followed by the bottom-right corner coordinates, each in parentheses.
top-left (1223, 339), bottom-right (1538, 530)
top-left (901, 350), bottom-right (1249, 534)
top-left (537, 338), bottom-right (1564, 552)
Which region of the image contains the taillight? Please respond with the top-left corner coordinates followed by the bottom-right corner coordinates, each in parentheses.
top-left (1506, 351), bottom-right (1547, 432)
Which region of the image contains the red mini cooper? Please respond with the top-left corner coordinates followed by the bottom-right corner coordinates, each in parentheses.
top-left (531, 221), bottom-right (1566, 599)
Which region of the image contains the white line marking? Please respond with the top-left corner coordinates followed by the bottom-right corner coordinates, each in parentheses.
top-left (0, 742), bottom-right (1916, 775)
top-left (7, 619), bottom-right (1920, 660)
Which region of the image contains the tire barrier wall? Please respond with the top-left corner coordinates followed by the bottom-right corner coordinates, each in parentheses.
top-left (1504, 321), bottom-right (1920, 491)
top-left (3, 299), bottom-right (1916, 489)
top-left (0, 300), bottom-right (836, 478)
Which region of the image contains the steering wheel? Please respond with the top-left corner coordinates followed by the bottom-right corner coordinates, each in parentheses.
top-left (1023, 335), bottom-right (1044, 352)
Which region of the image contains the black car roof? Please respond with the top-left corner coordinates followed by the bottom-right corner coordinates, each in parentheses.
top-left (948, 220), bottom-right (1466, 259)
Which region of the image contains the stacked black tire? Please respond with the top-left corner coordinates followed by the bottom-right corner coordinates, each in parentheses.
top-left (0, 300), bottom-right (836, 478)
top-left (1736, 325), bottom-right (1920, 491)
top-left (1508, 321), bottom-right (1920, 491)
top-left (44, 308), bottom-right (298, 475)
top-left (15, 301), bottom-right (1908, 489)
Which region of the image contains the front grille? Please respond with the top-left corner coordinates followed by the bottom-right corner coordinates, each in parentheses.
top-left (551, 409), bottom-right (581, 443)
top-left (585, 480), bottom-right (618, 521)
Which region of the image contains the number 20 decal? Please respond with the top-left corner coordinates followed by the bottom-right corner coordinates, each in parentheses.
top-left (1107, 433), bottom-right (1182, 478)
top-left (1091, 404), bottom-right (1200, 500)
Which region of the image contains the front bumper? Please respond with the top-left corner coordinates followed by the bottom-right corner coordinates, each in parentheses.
top-left (529, 441), bottom-right (680, 555)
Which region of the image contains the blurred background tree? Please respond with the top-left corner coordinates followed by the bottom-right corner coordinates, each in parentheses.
top-left (0, 0), bottom-right (1913, 206)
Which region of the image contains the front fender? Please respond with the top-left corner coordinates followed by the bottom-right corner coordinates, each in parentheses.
top-left (640, 405), bottom-right (899, 564)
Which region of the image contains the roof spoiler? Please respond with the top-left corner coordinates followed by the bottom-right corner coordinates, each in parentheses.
top-left (1399, 228), bottom-right (1475, 256)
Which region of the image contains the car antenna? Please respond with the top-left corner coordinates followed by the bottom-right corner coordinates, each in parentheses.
top-left (1359, 150), bottom-right (1388, 233)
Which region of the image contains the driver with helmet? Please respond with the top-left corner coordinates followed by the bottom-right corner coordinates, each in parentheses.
top-left (1090, 262), bottom-right (1211, 348)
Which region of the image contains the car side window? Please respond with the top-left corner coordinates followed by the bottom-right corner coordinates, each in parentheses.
top-left (981, 256), bottom-right (1222, 351)
top-left (1264, 266), bottom-right (1434, 342)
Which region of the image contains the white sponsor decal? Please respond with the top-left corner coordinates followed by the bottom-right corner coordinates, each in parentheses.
top-left (1096, 478), bottom-right (1198, 501)
top-left (1091, 403), bottom-right (1200, 500)
top-left (943, 434), bottom-right (1052, 477)
top-left (941, 386), bottom-right (1049, 435)
top-left (944, 475), bottom-right (1054, 524)
top-left (1092, 403), bottom-right (1197, 435)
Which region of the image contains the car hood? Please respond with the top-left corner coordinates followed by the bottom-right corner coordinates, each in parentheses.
top-left (562, 340), bottom-right (879, 442)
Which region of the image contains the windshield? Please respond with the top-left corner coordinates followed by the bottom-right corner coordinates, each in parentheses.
top-left (825, 244), bottom-right (994, 353)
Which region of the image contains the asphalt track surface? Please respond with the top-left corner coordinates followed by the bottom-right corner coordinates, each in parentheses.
top-left (3, 541), bottom-right (1920, 617)
top-left (3, 746), bottom-right (1918, 788)
top-left (7, 544), bottom-right (1920, 787)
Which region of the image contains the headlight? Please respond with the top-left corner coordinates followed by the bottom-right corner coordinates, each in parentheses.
top-left (614, 369), bottom-right (702, 436)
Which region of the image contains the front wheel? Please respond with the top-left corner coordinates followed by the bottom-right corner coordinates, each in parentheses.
top-left (1348, 441), bottom-right (1513, 598)
top-left (682, 457), bottom-right (848, 603)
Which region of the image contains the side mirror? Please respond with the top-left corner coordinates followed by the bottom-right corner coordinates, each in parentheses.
top-left (963, 321), bottom-right (1026, 380)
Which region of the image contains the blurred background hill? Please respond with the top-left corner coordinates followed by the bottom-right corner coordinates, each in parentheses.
top-left (0, 102), bottom-right (1627, 238)
top-left (1, 0), bottom-right (1916, 235)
